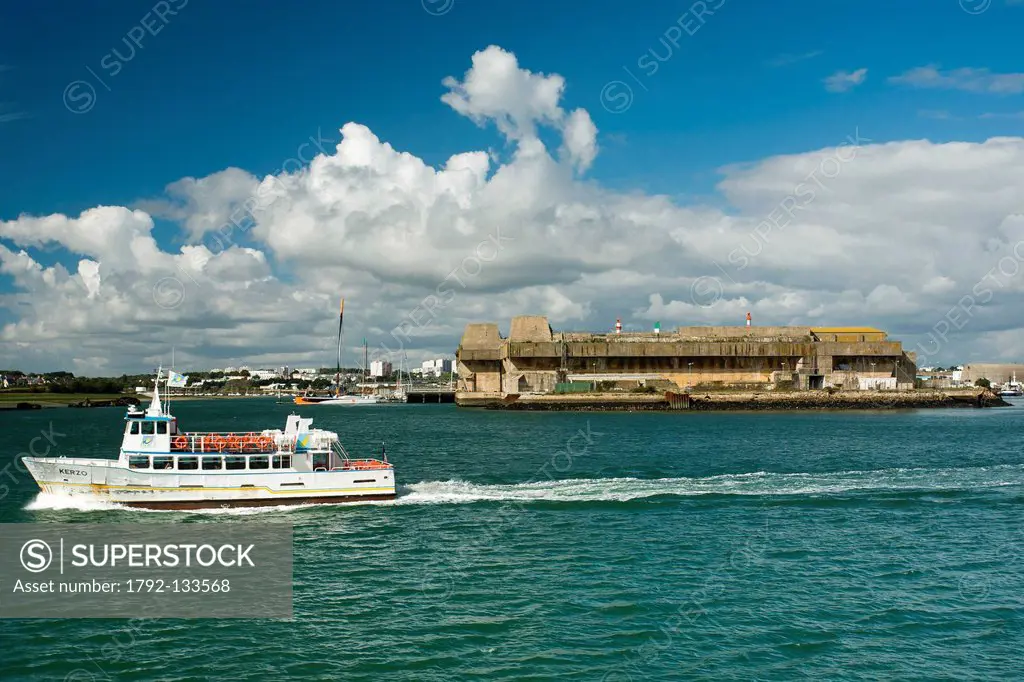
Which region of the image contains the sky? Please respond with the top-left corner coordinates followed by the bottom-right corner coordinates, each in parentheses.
top-left (1, 0), bottom-right (1024, 374)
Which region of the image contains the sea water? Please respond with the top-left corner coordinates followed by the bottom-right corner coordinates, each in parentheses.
top-left (1, 400), bottom-right (1021, 680)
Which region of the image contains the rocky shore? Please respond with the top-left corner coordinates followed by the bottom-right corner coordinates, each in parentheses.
top-left (472, 389), bottom-right (1010, 411)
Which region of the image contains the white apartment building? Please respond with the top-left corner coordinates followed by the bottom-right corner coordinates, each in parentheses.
top-left (421, 358), bottom-right (453, 377)
top-left (369, 360), bottom-right (393, 378)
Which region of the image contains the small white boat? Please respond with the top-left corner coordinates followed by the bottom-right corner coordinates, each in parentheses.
top-left (23, 371), bottom-right (395, 510)
top-left (999, 373), bottom-right (1023, 396)
top-left (295, 394), bottom-right (380, 406)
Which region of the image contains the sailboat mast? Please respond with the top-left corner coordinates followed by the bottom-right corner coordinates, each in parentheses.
top-left (336, 298), bottom-right (345, 396)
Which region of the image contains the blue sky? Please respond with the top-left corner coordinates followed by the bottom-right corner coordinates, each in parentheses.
top-left (3, 0), bottom-right (1021, 218)
top-left (2, 0), bottom-right (1024, 372)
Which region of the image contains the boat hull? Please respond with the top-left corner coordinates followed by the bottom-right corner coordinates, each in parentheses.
top-left (113, 493), bottom-right (396, 510)
top-left (23, 457), bottom-right (396, 509)
top-left (294, 396), bottom-right (380, 406)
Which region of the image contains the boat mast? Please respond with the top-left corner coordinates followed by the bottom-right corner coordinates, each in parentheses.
top-left (396, 354), bottom-right (402, 394)
top-left (336, 298), bottom-right (344, 397)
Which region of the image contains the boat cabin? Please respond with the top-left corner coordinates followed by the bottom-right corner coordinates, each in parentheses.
top-left (116, 372), bottom-right (387, 475)
top-left (122, 414), bottom-right (176, 453)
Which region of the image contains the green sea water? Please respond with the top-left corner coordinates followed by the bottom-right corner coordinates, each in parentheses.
top-left (1, 400), bottom-right (1022, 680)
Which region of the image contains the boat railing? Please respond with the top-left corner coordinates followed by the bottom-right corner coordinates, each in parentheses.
top-left (342, 459), bottom-right (392, 470)
top-left (326, 440), bottom-right (389, 470)
top-left (35, 456), bottom-right (116, 466)
top-left (171, 432), bottom-right (279, 454)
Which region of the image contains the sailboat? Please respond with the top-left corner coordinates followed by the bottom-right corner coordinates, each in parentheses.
top-left (294, 298), bottom-right (380, 406)
top-left (380, 352), bottom-right (408, 403)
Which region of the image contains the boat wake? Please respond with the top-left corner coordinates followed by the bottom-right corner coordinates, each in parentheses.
top-left (393, 463), bottom-right (1024, 505)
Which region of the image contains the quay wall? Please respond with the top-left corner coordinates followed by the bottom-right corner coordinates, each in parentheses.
top-left (458, 389), bottom-right (1008, 411)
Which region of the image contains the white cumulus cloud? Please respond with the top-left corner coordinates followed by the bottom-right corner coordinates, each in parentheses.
top-left (4, 48), bottom-right (1024, 372)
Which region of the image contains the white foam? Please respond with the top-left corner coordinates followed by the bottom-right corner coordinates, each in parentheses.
top-left (389, 463), bottom-right (1024, 505)
top-left (23, 493), bottom-right (320, 516)
top-left (25, 492), bottom-right (124, 512)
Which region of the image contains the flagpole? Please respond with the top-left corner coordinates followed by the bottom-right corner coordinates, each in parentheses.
top-left (168, 347), bottom-right (175, 413)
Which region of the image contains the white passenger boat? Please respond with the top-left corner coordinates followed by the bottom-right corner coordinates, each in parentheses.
top-left (23, 372), bottom-right (395, 510)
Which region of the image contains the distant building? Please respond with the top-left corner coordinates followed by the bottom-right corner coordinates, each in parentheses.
top-left (369, 360), bottom-right (393, 378)
top-left (961, 363), bottom-right (1024, 386)
top-left (421, 358), bottom-right (452, 377)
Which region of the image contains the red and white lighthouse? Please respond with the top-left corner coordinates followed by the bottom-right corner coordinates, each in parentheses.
top-left (746, 312), bottom-right (752, 327)
top-left (615, 318), bottom-right (622, 334)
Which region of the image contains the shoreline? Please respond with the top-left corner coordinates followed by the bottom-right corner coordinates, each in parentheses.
top-left (458, 389), bottom-right (1011, 411)
top-left (0, 393), bottom-right (280, 409)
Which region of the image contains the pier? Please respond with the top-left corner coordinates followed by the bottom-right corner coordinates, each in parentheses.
top-left (405, 388), bottom-right (455, 403)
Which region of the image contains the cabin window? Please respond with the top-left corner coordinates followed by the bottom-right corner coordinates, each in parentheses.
top-left (202, 457), bottom-right (223, 470)
top-left (157, 422), bottom-right (168, 435)
top-left (177, 457), bottom-right (198, 470)
top-left (152, 456), bottom-right (173, 470)
top-left (129, 421), bottom-right (141, 435)
top-left (143, 421), bottom-right (156, 435)
top-left (312, 453), bottom-right (329, 470)
top-left (272, 455), bottom-right (291, 469)
top-left (225, 456), bottom-right (246, 470)
top-left (128, 456), bottom-right (150, 469)
top-left (249, 456), bottom-right (269, 470)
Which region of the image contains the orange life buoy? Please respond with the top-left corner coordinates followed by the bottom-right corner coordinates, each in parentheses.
top-left (173, 436), bottom-right (188, 451)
